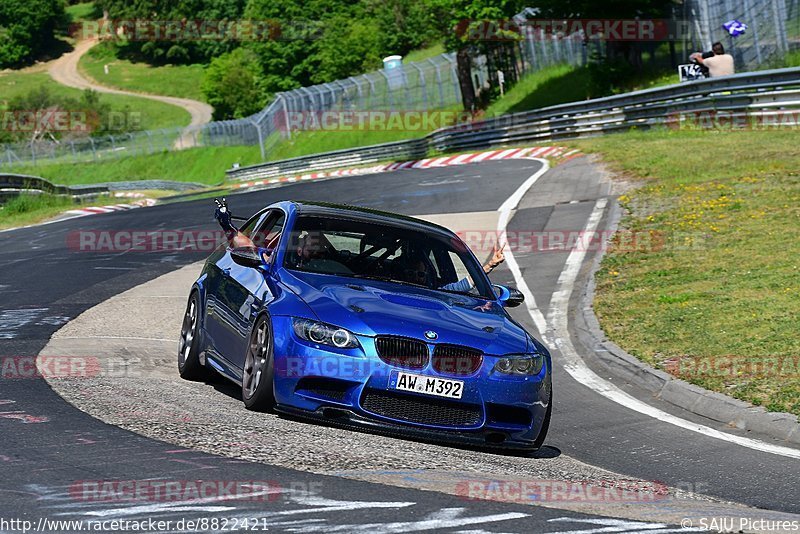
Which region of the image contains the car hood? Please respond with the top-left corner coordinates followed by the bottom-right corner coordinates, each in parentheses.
top-left (280, 270), bottom-right (530, 355)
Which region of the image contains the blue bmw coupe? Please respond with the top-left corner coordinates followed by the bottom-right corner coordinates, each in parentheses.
top-left (179, 201), bottom-right (552, 450)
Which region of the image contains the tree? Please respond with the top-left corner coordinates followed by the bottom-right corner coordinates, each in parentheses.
top-left (0, 0), bottom-right (69, 67)
top-left (95, 0), bottom-right (247, 64)
top-left (203, 48), bottom-right (267, 119)
top-left (312, 14), bottom-right (382, 83)
top-left (425, 0), bottom-right (527, 110)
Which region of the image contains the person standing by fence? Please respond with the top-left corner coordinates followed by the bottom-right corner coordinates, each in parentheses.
top-left (691, 42), bottom-right (735, 77)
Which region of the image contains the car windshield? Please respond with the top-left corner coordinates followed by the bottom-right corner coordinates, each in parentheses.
top-left (283, 215), bottom-right (494, 299)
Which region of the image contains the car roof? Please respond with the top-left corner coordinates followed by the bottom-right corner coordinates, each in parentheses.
top-left (288, 201), bottom-right (456, 237)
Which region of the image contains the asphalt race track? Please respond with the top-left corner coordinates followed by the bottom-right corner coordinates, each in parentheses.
top-left (1, 158), bottom-right (799, 533)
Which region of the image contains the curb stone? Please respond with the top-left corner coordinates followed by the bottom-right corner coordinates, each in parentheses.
top-left (575, 196), bottom-right (800, 446)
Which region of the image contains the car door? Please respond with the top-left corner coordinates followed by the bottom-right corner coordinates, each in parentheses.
top-left (204, 209), bottom-right (267, 366)
top-left (213, 209), bottom-right (286, 372)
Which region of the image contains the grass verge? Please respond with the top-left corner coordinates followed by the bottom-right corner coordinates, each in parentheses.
top-left (266, 128), bottom-right (426, 162)
top-left (79, 43), bottom-right (207, 102)
top-left (1, 193), bottom-right (98, 230)
top-left (570, 129), bottom-right (800, 416)
top-left (486, 63), bottom-right (677, 116)
top-left (10, 146), bottom-right (263, 186)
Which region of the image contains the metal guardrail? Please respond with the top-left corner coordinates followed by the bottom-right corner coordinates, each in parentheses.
top-left (227, 138), bottom-right (429, 181)
top-left (228, 67), bottom-right (800, 182)
top-left (0, 174), bottom-right (109, 199)
top-left (0, 174), bottom-right (207, 204)
top-left (428, 67), bottom-right (800, 152)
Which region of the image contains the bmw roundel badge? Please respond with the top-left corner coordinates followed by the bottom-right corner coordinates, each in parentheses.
top-left (424, 330), bottom-right (438, 340)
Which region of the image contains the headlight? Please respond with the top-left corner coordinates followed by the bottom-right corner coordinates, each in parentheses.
top-left (292, 318), bottom-right (360, 349)
top-left (494, 354), bottom-right (545, 376)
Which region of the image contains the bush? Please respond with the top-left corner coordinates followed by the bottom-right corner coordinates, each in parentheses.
top-left (0, 86), bottom-right (139, 143)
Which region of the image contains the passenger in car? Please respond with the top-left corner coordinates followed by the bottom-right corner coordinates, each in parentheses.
top-left (214, 198), bottom-right (255, 248)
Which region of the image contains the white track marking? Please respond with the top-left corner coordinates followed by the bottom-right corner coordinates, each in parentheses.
top-left (500, 161), bottom-right (800, 460)
top-left (544, 517), bottom-right (705, 533)
top-left (496, 159), bottom-right (550, 335)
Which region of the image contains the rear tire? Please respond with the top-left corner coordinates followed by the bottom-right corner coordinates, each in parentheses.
top-left (178, 292), bottom-right (210, 381)
top-left (242, 314), bottom-right (275, 411)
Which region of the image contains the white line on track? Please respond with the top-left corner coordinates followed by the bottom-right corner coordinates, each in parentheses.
top-left (499, 159), bottom-right (800, 460)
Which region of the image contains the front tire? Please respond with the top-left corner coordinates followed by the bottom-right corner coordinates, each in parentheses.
top-left (178, 292), bottom-right (210, 381)
top-left (242, 314), bottom-right (275, 411)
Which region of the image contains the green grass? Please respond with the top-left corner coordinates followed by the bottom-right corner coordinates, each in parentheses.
top-left (79, 44), bottom-right (207, 102)
top-left (0, 71), bottom-right (191, 130)
top-left (267, 128), bottom-right (426, 161)
top-left (66, 2), bottom-right (99, 22)
top-left (11, 146), bottom-right (263, 186)
top-left (570, 129), bottom-right (800, 417)
top-left (403, 43), bottom-right (446, 63)
top-left (486, 64), bottom-right (590, 116)
top-left (486, 63), bottom-right (678, 116)
top-left (785, 49), bottom-right (800, 68)
top-left (0, 192), bottom-right (88, 230)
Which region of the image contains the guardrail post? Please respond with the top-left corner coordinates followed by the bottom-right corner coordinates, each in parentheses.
top-left (411, 63), bottom-right (427, 111)
top-left (428, 58), bottom-right (446, 109)
top-left (362, 74), bottom-right (376, 110)
top-left (279, 94), bottom-right (291, 140)
top-left (772, 0), bottom-right (788, 54)
top-left (350, 77), bottom-right (364, 109)
top-left (743, 0), bottom-right (764, 65)
top-left (447, 56), bottom-right (460, 106)
top-left (379, 70), bottom-right (394, 111)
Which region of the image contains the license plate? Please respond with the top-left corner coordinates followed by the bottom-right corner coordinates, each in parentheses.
top-left (390, 371), bottom-right (464, 399)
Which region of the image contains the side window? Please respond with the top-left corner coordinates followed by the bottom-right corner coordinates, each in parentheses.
top-left (326, 233), bottom-right (362, 254)
top-left (426, 250), bottom-right (442, 280)
top-left (447, 251), bottom-right (471, 284)
top-left (239, 209), bottom-right (268, 238)
top-left (252, 210), bottom-right (286, 250)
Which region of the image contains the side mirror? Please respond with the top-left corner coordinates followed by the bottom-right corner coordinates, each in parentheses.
top-left (493, 284), bottom-right (524, 308)
top-left (230, 246), bottom-right (264, 269)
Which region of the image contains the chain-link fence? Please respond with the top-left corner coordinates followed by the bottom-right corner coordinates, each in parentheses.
top-left (686, 0), bottom-right (792, 69)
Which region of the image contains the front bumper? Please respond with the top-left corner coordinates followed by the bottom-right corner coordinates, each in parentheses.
top-left (271, 316), bottom-right (551, 450)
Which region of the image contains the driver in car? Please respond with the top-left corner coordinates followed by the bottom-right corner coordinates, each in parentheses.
top-left (405, 244), bottom-right (506, 292)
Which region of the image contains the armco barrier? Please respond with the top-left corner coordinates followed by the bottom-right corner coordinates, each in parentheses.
top-left (0, 174), bottom-right (205, 204)
top-left (227, 67), bottom-right (800, 182)
top-left (227, 138), bottom-right (429, 182)
top-left (0, 174), bottom-right (109, 200)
